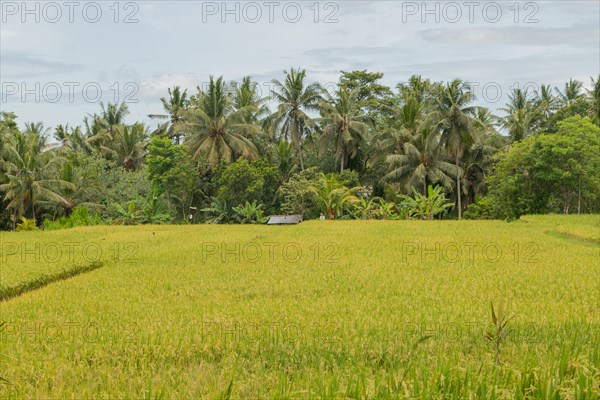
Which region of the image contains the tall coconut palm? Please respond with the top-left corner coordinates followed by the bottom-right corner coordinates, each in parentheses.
top-left (586, 75), bottom-right (600, 123)
top-left (429, 79), bottom-right (477, 219)
top-left (232, 76), bottom-right (269, 125)
top-left (275, 140), bottom-right (295, 182)
top-left (500, 88), bottom-right (539, 142)
top-left (53, 124), bottom-right (90, 154)
top-left (52, 159), bottom-right (101, 216)
top-left (385, 123), bottom-right (456, 195)
top-left (111, 123), bottom-right (148, 171)
top-left (556, 79), bottom-right (583, 107)
top-left (270, 68), bottom-right (321, 170)
top-left (534, 84), bottom-right (557, 118)
top-left (24, 122), bottom-right (50, 138)
top-left (148, 86), bottom-right (188, 144)
top-left (317, 88), bottom-right (371, 172)
top-left (98, 102), bottom-right (129, 133)
top-left (397, 75), bottom-right (432, 107)
top-left (462, 129), bottom-right (498, 208)
top-left (85, 102), bottom-right (131, 153)
top-left (0, 129), bottom-right (73, 225)
top-left (176, 76), bottom-right (259, 167)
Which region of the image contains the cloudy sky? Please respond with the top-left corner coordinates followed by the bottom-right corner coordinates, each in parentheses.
top-left (1, 1), bottom-right (598, 131)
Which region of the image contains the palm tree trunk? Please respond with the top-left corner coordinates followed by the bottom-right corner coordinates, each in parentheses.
top-left (292, 120), bottom-right (304, 170)
top-left (340, 149), bottom-right (345, 173)
top-left (456, 154), bottom-right (462, 220)
top-left (298, 144), bottom-right (305, 171)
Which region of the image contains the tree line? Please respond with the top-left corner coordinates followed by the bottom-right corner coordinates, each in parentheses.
top-left (1, 69), bottom-right (599, 229)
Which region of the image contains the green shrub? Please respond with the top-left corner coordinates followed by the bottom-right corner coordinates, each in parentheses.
top-left (43, 206), bottom-right (102, 230)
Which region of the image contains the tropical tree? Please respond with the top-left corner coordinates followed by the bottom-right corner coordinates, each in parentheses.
top-left (385, 123), bottom-right (456, 196)
top-left (534, 84), bottom-right (557, 118)
top-left (0, 129), bottom-right (73, 226)
top-left (429, 79), bottom-right (477, 219)
top-left (556, 79), bottom-right (583, 107)
top-left (399, 185), bottom-right (453, 220)
top-left (97, 102), bottom-right (130, 134)
top-left (500, 88), bottom-right (539, 142)
top-left (232, 76), bottom-right (269, 125)
top-left (53, 159), bottom-right (101, 216)
top-left (111, 123), bottom-right (148, 171)
top-left (461, 130), bottom-right (498, 208)
top-left (274, 140), bottom-right (296, 182)
top-left (270, 68), bottom-right (321, 170)
top-left (586, 75), bottom-right (600, 124)
top-left (201, 197), bottom-right (232, 224)
top-left (53, 125), bottom-right (90, 154)
top-left (148, 86), bottom-right (189, 144)
top-left (352, 197), bottom-right (379, 220)
top-left (177, 76), bottom-right (259, 167)
top-left (233, 200), bottom-right (269, 224)
top-left (317, 88), bottom-right (371, 172)
top-left (309, 173), bottom-right (361, 219)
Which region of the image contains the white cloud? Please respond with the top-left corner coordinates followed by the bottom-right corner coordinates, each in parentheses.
top-left (139, 74), bottom-right (198, 100)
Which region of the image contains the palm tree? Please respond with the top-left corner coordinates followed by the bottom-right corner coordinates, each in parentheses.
top-left (500, 88), bottom-right (539, 142)
top-left (176, 76), bottom-right (259, 167)
top-left (53, 159), bottom-right (101, 216)
top-left (0, 129), bottom-right (73, 225)
top-left (270, 68), bottom-right (321, 170)
top-left (98, 102), bottom-right (129, 133)
top-left (385, 123), bottom-right (456, 195)
top-left (397, 75), bottom-right (432, 106)
top-left (24, 122), bottom-right (50, 138)
top-left (53, 124), bottom-right (90, 154)
top-left (556, 79), bottom-right (583, 107)
top-left (111, 123), bottom-right (148, 171)
top-left (148, 86), bottom-right (188, 144)
top-left (275, 140), bottom-right (296, 182)
top-left (317, 88), bottom-right (371, 172)
top-left (309, 173), bottom-right (361, 219)
top-left (462, 129), bottom-right (498, 208)
top-left (534, 84), bottom-right (557, 118)
top-left (586, 75), bottom-right (600, 123)
top-left (429, 79), bottom-right (477, 219)
top-left (232, 76), bottom-right (269, 125)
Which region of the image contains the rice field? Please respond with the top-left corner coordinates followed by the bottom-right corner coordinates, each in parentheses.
top-left (0, 215), bottom-right (599, 398)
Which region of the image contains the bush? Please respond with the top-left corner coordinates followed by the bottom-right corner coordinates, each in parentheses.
top-left (463, 196), bottom-right (496, 220)
top-left (277, 167), bottom-right (321, 219)
top-left (44, 206), bottom-right (102, 230)
top-left (213, 158), bottom-right (279, 212)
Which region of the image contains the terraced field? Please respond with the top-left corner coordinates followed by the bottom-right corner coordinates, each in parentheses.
top-left (0, 215), bottom-right (598, 398)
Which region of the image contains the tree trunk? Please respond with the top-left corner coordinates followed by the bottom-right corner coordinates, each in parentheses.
top-left (456, 154), bottom-right (462, 220)
top-left (298, 144), bottom-right (305, 171)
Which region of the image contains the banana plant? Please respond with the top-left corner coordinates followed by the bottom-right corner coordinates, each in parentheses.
top-left (399, 185), bottom-right (453, 220)
top-left (233, 201), bottom-right (269, 224)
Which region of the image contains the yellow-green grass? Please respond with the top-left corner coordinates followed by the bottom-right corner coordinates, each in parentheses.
top-left (0, 216), bottom-right (598, 398)
top-left (521, 214), bottom-right (600, 243)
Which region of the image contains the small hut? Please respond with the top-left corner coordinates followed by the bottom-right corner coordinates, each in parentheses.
top-left (267, 215), bottom-right (303, 225)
